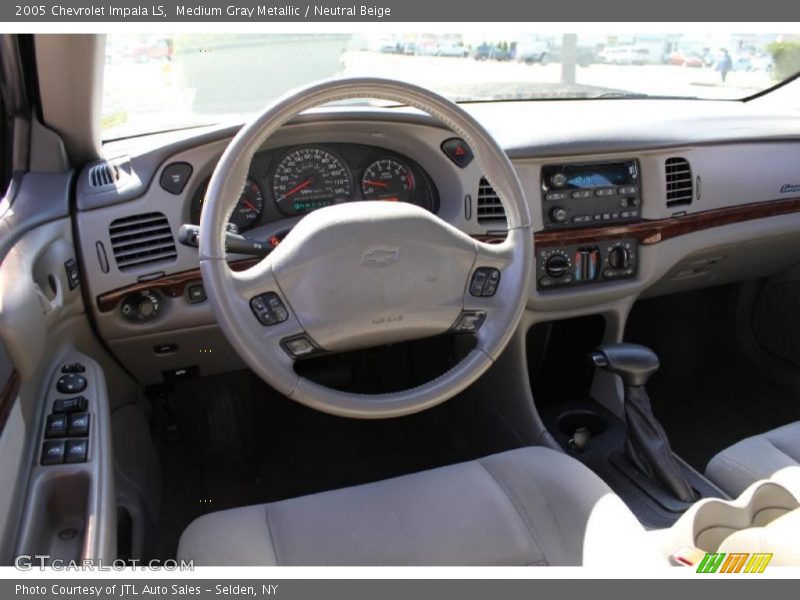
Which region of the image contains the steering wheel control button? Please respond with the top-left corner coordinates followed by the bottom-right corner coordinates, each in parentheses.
top-left (281, 335), bottom-right (317, 358)
top-left (250, 292), bottom-right (289, 326)
top-left (160, 162), bottom-right (193, 195)
top-left (65, 439), bottom-right (89, 464)
top-left (470, 267), bottom-right (501, 297)
top-left (45, 414), bottom-right (68, 439)
top-left (441, 138), bottom-right (474, 168)
top-left (56, 373), bottom-right (87, 395)
top-left (53, 396), bottom-right (89, 414)
top-left (41, 441), bottom-right (66, 466)
top-left (453, 311), bottom-right (487, 334)
top-left (67, 413), bottom-right (91, 437)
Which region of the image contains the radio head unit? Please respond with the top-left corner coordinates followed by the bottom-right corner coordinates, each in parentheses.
top-left (541, 159), bottom-right (641, 229)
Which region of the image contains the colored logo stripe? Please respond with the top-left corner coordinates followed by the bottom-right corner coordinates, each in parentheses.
top-left (696, 552), bottom-right (773, 573)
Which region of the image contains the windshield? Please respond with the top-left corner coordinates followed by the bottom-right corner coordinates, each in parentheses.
top-left (102, 32), bottom-right (800, 140)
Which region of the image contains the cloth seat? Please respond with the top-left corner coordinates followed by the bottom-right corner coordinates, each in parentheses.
top-left (706, 421), bottom-right (800, 497)
top-left (177, 446), bottom-right (663, 566)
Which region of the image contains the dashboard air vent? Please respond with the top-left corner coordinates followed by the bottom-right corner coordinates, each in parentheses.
top-left (109, 212), bottom-right (177, 271)
top-left (476, 177), bottom-right (507, 225)
top-left (89, 161), bottom-right (122, 188)
top-left (665, 157), bottom-right (693, 208)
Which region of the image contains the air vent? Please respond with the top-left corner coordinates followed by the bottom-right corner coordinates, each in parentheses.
top-left (109, 212), bottom-right (177, 271)
top-left (476, 177), bottom-right (507, 225)
top-left (89, 161), bottom-right (122, 188)
top-left (665, 157), bottom-right (693, 208)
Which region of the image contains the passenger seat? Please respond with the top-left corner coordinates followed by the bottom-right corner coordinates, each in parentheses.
top-left (706, 422), bottom-right (800, 496)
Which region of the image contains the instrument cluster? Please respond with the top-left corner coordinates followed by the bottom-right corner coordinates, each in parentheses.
top-left (189, 143), bottom-right (439, 232)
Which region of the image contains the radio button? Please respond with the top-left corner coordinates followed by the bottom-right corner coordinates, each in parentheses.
top-left (572, 215), bottom-right (591, 224)
top-left (571, 190), bottom-right (592, 199)
top-left (545, 191), bottom-right (569, 202)
top-left (549, 207), bottom-right (568, 223)
top-left (618, 185), bottom-right (638, 195)
top-left (595, 188), bottom-right (616, 197)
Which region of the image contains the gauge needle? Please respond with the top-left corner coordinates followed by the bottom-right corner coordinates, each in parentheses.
top-left (282, 179), bottom-right (313, 198)
top-left (242, 199), bottom-right (258, 211)
top-left (364, 179), bottom-right (389, 188)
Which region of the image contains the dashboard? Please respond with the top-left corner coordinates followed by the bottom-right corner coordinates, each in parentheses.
top-left (73, 99), bottom-right (800, 384)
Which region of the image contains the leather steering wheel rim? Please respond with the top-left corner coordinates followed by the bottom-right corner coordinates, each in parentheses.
top-left (199, 77), bottom-right (533, 419)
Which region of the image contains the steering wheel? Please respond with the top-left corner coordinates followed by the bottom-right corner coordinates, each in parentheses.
top-left (199, 78), bottom-right (533, 419)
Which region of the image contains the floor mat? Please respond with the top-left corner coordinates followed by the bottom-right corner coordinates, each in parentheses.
top-left (151, 370), bottom-right (490, 559)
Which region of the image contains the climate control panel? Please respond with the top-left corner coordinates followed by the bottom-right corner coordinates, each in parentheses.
top-left (537, 239), bottom-right (638, 290)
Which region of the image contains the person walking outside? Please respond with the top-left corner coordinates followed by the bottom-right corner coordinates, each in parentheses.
top-left (717, 48), bottom-right (733, 83)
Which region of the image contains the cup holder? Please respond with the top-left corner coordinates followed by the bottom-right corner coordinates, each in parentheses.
top-left (557, 410), bottom-right (608, 437)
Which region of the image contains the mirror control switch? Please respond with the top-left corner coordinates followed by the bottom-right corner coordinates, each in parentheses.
top-left (56, 373), bottom-right (87, 394)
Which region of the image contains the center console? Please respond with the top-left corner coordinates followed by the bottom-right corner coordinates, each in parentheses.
top-left (536, 159), bottom-right (643, 292)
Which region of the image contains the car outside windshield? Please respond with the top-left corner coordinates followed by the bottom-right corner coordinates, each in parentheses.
top-left (102, 32), bottom-right (800, 140)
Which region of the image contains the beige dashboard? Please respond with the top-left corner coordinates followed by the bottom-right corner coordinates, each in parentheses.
top-left (74, 102), bottom-right (800, 383)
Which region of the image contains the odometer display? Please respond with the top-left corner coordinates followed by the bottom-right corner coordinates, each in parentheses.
top-left (272, 147), bottom-right (352, 216)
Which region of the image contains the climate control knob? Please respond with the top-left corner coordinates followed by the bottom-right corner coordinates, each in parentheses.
top-left (549, 206), bottom-right (568, 224)
top-left (608, 246), bottom-right (630, 270)
top-left (544, 254), bottom-right (570, 278)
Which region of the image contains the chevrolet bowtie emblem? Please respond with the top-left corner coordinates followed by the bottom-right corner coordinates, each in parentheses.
top-left (363, 249), bottom-right (400, 267)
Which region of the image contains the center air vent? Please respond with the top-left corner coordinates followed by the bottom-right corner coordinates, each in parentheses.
top-left (109, 212), bottom-right (177, 271)
top-left (665, 157), bottom-right (693, 208)
top-left (476, 177), bottom-right (507, 225)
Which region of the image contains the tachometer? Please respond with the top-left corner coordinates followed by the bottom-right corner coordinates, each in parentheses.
top-left (272, 147), bottom-right (352, 216)
top-left (361, 158), bottom-right (415, 203)
top-left (190, 176), bottom-right (265, 233)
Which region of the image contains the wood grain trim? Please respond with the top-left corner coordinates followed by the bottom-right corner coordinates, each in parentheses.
top-left (96, 258), bottom-right (260, 313)
top-left (97, 197), bottom-right (800, 313)
top-left (530, 196), bottom-right (800, 248)
top-left (0, 369), bottom-right (21, 439)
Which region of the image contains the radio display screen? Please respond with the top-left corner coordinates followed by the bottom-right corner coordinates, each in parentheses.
top-left (565, 164), bottom-right (632, 188)
top-left (543, 160), bottom-right (638, 191)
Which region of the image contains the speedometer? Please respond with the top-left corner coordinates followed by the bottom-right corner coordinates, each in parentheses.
top-left (272, 147), bottom-right (352, 216)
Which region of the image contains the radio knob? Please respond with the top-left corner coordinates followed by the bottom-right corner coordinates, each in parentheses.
top-left (608, 246), bottom-right (630, 270)
top-left (551, 172), bottom-right (567, 188)
top-left (549, 206), bottom-right (568, 223)
top-left (544, 254), bottom-right (569, 278)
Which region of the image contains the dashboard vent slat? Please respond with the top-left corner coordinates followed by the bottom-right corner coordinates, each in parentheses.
top-left (476, 177), bottom-right (507, 225)
top-left (109, 212), bottom-right (177, 271)
top-left (665, 157), bottom-right (693, 208)
top-left (89, 161), bottom-right (121, 188)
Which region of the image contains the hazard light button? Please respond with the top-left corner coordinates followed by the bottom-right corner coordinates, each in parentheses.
top-left (441, 138), bottom-right (474, 168)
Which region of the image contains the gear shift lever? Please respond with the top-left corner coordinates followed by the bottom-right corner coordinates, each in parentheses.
top-left (590, 343), bottom-right (697, 502)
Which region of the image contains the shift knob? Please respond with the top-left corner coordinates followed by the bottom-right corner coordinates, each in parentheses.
top-left (589, 343), bottom-right (659, 387)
